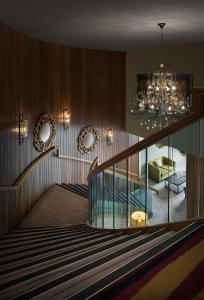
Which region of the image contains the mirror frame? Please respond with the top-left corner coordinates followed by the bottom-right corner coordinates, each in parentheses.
top-left (33, 113), bottom-right (56, 152)
top-left (78, 126), bottom-right (99, 155)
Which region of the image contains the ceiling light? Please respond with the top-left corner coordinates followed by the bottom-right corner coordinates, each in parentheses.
top-left (127, 23), bottom-right (191, 130)
top-left (138, 23), bottom-right (190, 116)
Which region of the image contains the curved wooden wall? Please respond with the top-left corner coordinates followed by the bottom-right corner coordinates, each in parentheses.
top-left (0, 23), bottom-right (138, 235)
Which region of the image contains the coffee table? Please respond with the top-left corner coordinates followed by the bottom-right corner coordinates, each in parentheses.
top-left (165, 171), bottom-right (186, 194)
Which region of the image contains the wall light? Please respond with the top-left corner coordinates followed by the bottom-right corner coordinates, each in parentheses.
top-left (107, 129), bottom-right (114, 145)
top-left (19, 113), bottom-right (28, 144)
top-left (63, 108), bottom-right (71, 130)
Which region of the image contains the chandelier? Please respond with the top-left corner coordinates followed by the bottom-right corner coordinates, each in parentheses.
top-left (128, 23), bottom-right (191, 124)
top-left (138, 114), bottom-right (176, 130)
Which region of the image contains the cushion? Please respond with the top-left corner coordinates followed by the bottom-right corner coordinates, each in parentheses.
top-left (154, 158), bottom-right (163, 168)
top-left (160, 168), bottom-right (169, 177)
top-left (163, 164), bottom-right (174, 171)
top-left (161, 164), bottom-right (169, 170)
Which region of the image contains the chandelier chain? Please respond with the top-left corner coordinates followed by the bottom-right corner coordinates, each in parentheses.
top-left (159, 23), bottom-right (165, 67)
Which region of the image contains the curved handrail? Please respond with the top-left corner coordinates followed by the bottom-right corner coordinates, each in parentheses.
top-left (87, 217), bottom-right (204, 234)
top-left (88, 110), bottom-right (203, 180)
top-left (0, 146), bottom-right (56, 192)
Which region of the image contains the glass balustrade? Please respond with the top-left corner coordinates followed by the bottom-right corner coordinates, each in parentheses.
top-left (88, 116), bottom-right (204, 228)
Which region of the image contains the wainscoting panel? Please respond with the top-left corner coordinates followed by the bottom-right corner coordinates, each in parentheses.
top-left (0, 23), bottom-right (138, 235)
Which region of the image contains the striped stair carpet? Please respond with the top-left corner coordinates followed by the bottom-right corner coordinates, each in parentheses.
top-left (20, 184), bottom-right (88, 228)
top-left (61, 184), bottom-right (89, 199)
top-left (0, 222), bottom-right (203, 299)
top-left (94, 223), bottom-right (204, 300)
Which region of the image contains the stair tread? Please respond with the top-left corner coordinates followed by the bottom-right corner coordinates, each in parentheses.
top-left (48, 232), bottom-right (174, 299)
top-left (0, 234), bottom-right (128, 282)
top-left (0, 227), bottom-right (95, 248)
top-left (0, 231), bottom-right (165, 298)
top-left (0, 231), bottom-right (110, 264)
top-left (0, 233), bottom-right (118, 271)
top-left (0, 221), bottom-right (201, 300)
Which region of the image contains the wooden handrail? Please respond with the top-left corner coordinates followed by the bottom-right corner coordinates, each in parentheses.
top-left (55, 150), bottom-right (141, 180)
top-left (88, 91), bottom-right (204, 180)
top-left (88, 113), bottom-right (199, 179)
top-left (0, 146), bottom-right (56, 192)
top-left (115, 167), bottom-right (139, 179)
top-left (55, 149), bottom-right (93, 165)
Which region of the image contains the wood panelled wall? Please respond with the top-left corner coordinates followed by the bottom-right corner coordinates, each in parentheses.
top-left (187, 154), bottom-right (204, 218)
top-left (187, 91), bottom-right (204, 219)
top-left (0, 23), bottom-right (138, 235)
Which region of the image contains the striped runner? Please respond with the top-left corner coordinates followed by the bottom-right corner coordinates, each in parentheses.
top-left (96, 226), bottom-right (204, 300)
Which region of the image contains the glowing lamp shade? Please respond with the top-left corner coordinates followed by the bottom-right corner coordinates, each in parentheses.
top-left (63, 109), bottom-right (71, 129)
top-left (131, 211), bottom-right (147, 226)
top-left (19, 113), bottom-right (28, 144)
top-left (107, 129), bottom-right (114, 145)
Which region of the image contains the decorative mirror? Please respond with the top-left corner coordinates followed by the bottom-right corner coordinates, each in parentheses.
top-left (33, 113), bottom-right (56, 152)
top-left (78, 126), bottom-right (99, 155)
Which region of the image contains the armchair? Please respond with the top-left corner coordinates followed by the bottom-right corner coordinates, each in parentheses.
top-left (148, 156), bottom-right (176, 182)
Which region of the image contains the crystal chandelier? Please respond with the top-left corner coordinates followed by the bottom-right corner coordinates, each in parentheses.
top-left (128, 23), bottom-right (191, 122)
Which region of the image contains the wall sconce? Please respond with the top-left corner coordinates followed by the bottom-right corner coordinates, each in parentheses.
top-left (63, 108), bottom-right (71, 130)
top-left (19, 113), bottom-right (28, 144)
top-left (107, 129), bottom-right (114, 145)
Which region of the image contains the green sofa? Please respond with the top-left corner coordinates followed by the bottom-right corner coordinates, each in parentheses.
top-left (148, 156), bottom-right (176, 182)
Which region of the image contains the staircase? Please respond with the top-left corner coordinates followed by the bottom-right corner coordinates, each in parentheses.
top-left (61, 183), bottom-right (147, 214)
top-left (0, 222), bottom-right (202, 299)
top-left (20, 184), bottom-right (88, 228)
top-left (0, 96), bottom-right (203, 299)
top-left (61, 183), bottom-right (89, 199)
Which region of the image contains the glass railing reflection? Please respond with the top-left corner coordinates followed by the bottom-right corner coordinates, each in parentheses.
top-left (89, 116), bottom-right (204, 228)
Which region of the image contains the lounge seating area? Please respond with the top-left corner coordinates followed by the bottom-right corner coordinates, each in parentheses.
top-left (148, 156), bottom-right (176, 182)
top-left (146, 149), bottom-right (187, 225)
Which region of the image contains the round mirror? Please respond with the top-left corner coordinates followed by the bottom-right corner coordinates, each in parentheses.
top-left (78, 126), bottom-right (99, 155)
top-left (33, 113), bottom-right (56, 152)
top-left (40, 122), bottom-right (51, 142)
